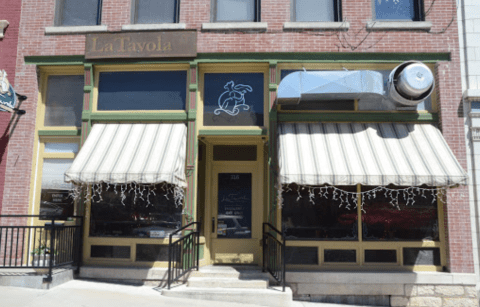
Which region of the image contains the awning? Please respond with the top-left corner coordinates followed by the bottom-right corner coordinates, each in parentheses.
top-left (65, 123), bottom-right (187, 188)
top-left (278, 123), bottom-right (468, 187)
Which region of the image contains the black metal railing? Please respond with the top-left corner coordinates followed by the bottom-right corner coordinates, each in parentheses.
top-left (0, 215), bottom-right (83, 282)
top-left (167, 221), bottom-right (201, 289)
top-left (262, 222), bottom-right (285, 292)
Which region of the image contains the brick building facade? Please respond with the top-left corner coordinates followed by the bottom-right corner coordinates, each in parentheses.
top-left (1, 0), bottom-right (478, 306)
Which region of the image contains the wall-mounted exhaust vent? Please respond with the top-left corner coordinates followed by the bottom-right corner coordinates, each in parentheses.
top-left (387, 61), bottom-right (435, 107)
top-left (276, 61), bottom-right (435, 109)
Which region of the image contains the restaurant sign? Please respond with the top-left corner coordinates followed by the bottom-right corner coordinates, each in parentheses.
top-left (85, 31), bottom-right (197, 59)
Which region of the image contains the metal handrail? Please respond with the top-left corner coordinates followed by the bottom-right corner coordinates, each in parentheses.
top-left (167, 221), bottom-right (201, 289)
top-left (0, 215), bottom-right (84, 283)
top-left (262, 222), bottom-right (286, 292)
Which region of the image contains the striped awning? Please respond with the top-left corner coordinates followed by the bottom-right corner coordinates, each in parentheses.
top-left (278, 123), bottom-right (468, 187)
top-left (65, 123), bottom-right (187, 188)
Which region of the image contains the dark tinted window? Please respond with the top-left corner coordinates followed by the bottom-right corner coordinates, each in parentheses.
top-left (135, 0), bottom-right (178, 24)
top-left (365, 250), bottom-right (397, 263)
top-left (136, 244), bottom-right (169, 261)
top-left (294, 0), bottom-right (337, 22)
top-left (282, 185), bottom-right (358, 240)
top-left (362, 186), bottom-right (439, 241)
top-left (215, 0), bottom-right (258, 22)
top-left (89, 183), bottom-right (182, 238)
top-left (324, 249), bottom-right (356, 263)
top-left (285, 247), bottom-right (318, 264)
top-left (45, 75), bottom-right (84, 127)
top-left (91, 246), bottom-right (131, 258)
top-left (213, 145), bottom-right (257, 161)
top-left (59, 0), bottom-right (101, 26)
top-left (204, 73), bottom-right (264, 126)
top-left (98, 71), bottom-right (187, 111)
top-left (375, 0), bottom-right (421, 21)
top-left (403, 248), bottom-right (441, 266)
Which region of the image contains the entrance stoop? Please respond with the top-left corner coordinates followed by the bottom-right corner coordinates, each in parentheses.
top-left (161, 265), bottom-right (293, 307)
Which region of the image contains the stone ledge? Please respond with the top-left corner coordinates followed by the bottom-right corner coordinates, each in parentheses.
top-left (297, 283), bottom-right (404, 296)
top-left (121, 23), bottom-right (186, 31)
top-left (0, 20), bottom-right (9, 38)
top-left (286, 271), bottom-right (477, 285)
top-left (464, 89), bottom-right (480, 101)
top-left (202, 22), bottom-right (267, 31)
top-left (45, 25), bottom-right (108, 35)
top-left (283, 21), bottom-right (349, 31)
top-left (366, 21), bottom-right (432, 31)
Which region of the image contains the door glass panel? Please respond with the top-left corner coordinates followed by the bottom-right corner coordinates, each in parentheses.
top-left (217, 173), bottom-right (252, 238)
top-left (213, 145), bottom-right (257, 161)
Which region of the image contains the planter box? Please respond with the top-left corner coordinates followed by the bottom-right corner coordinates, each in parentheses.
top-left (32, 254), bottom-right (55, 274)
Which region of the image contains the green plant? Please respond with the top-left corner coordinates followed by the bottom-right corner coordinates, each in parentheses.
top-left (31, 244), bottom-right (58, 256)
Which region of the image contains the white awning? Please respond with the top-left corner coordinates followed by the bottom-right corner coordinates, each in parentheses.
top-left (65, 123), bottom-right (187, 188)
top-left (278, 123), bottom-right (468, 187)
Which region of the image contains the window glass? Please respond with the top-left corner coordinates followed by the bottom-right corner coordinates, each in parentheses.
top-left (375, 0), bottom-right (418, 21)
top-left (97, 71), bottom-right (187, 111)
top-left (213, 145), bottom-right (257, 161)
top-left (403, 248), bottom-right (440, 266)
top-left (282, 185), bottom-right (358, 240)
top-left (136, 0), bottom-right (178, 24)
top-left (295, 0), bottom-right (335, 22)
top-left (324, 249), bottom-right (356, 263)
top-left (204, 73), bottom-right (264, 126)
top-left (40, 159), bottom-right (75, 218)
top-left (471, 101), bottom-right (480, 112)
top-left (44, 143), bottom-right (79, 153)
top-left (60, 0), bottom-right (100, 26)
top-left (285, 247), bottom-right (318, 264)
top-left (44, 75), bottom-right (84, 127)
top-left (89, 184), bottom-right (182, 238)
top-left (362, 186), bottom-right (439, 241)
top-left (216, 0), bottom-right (256, 21)
top-left (364, 249), bottom-right (397, 263)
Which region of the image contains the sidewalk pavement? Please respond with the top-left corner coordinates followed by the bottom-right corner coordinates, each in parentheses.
top-left (0, 280), bottom-right (386, 307)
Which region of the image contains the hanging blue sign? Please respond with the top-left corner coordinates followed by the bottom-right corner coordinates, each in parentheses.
top-left (0, 70), bottom-right (17, 112)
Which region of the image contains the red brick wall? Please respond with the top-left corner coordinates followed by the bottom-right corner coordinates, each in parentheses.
top-left (0, 0), bottom-right (22, 214)
top-left (5, 0), bottom-right (472, 272)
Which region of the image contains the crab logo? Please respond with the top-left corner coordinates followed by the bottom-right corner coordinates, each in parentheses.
top-left (0, 69), bottom-right (16, 111)
top-left (214, 81), bottom-right (253, 116)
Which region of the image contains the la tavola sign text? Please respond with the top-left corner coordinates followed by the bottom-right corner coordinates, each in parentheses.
top-left (85, 31), bottom-right (196, 59)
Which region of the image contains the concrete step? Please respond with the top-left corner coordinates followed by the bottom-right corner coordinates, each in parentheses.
top-left (162, 285), bottom-right (293, 307)
top-left (187, 276), bottom-right (269, 289)
top-left (190, 265), bottom-right (272, 280)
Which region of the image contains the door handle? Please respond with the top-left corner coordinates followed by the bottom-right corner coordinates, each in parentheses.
top-left (212, 217), bottom-right (215, 233)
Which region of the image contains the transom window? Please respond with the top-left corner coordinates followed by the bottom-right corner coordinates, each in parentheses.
top-left (132, 0), bottom-right (179, 24)
top-left (292, 0), bottom-right (341, 22)
top-left (374, 0), bottom-right (424, 21)
top-left (55, 0), bottom-right (102, 26)
top-left (97, 71), bottom-right (187, 111)
top-left (213, 0), bottom-right (260, 22)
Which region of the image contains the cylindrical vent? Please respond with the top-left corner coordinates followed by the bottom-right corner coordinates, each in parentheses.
top-left (387, 61), bottom-right (435, 107)
top-left (396, 63), bottom-right (434, 99)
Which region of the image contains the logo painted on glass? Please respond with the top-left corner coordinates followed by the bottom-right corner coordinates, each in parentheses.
top-left (214, 81), bottom-right (253, 116)
top-left (0, 69), bottom-right (17, 111)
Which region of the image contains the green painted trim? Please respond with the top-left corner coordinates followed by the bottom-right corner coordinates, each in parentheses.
top-left (188, 110), bottom-right (197, 121)
top-left (84, 85), bottom-right (94, 92)
top-left (195, 52), bottom-right (450, 63)
top-left (278, 112), bottom-right (438, 122)
top-left (190, 61), bottom-right (197, 68)
top-left (89, 112), bottom-right (188, 121)
top-left (82, 111), bottom-right (91, 121)
top-left (24, 55), bottom-right (85, 65)
top-left (269, 84), bottom-right (277, 91)
top-left (38, 129), bottom-right (81, 136)
top-left (84, 63), bottom-right (93, 69)
top-left (189, 84), bottom-right (198, 91)
top-left (269, 61), bottom-right (278, 67)
top-left (199, 129), bottom-right (267, 136)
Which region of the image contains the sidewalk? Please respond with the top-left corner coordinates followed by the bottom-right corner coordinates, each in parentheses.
top-left (0, 280), bottom-right (386, 307)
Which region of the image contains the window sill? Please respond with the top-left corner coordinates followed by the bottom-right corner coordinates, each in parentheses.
top-left (202, 22), bottom-right (268, 31)
top-left (464, 89), bottom-right (480, 101)
top-left (283, 21), bottom-right (350, 31)
top-left (45, 25), bottom-right (108, 35)
top-left (121, 23), bottom-right (186, 31)
top-left (366, 21), bottom-right (432, 31)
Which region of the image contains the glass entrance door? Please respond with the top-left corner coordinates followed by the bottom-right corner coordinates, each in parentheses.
top-left (210, 163), bottom-right (263, 265)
